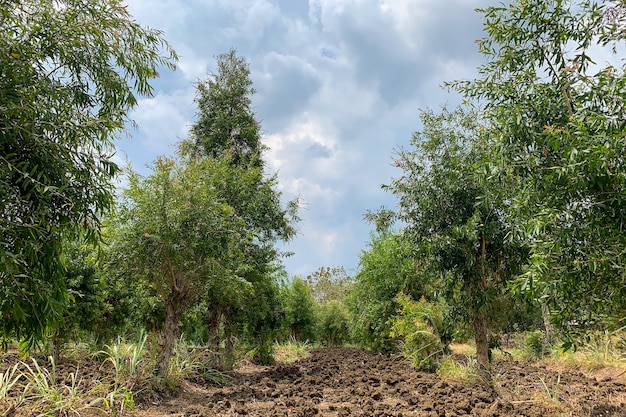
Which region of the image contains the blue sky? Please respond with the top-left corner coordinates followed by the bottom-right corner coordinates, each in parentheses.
top-left (119, 0), bottom-right (486, 278)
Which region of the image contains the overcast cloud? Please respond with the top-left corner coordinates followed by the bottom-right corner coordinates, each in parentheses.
top-left (120, 0), bottom-right (487, 277)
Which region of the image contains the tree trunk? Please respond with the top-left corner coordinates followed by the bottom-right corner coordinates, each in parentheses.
top-left (473, 311), bottom-right (491, 380)
top-left (223, 313), bottom-right (235, 370)
top-left (207, 307), bottom-right (223, 367)
top-left (473, 234), bottom-right (492, 380)
top-left (541, 301), bottom-right (555, 345)
top-left (156, 300), bottom-right (182, 379)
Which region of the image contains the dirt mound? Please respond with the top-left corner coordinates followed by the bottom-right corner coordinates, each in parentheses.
top-left (135, 347), bottom-right (626, 417)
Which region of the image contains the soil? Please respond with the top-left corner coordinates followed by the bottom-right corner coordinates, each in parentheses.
top-left (134, 348), bottom-right (626, 417)
top-left (3, 347), bottom-right (626, 416)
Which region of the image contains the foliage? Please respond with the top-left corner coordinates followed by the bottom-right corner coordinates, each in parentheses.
top-left (238, 273), bottom-right (284, 365)
top-left (273, 338), bottom-right (313, 364)
top-left (306, 266), bottom-right (353, 304)
top-left (437, 356), bottom-right (480, 384)
top-left (522, 330), bottom-right (552, 361)
top-left (281, 277), bottom-right (317, 342)
top-left (316, 301), bottom-right (351, 347)
top-left (347, 230), bottom-right (426, 352)
top-left (180, 49), bottom-right (298, 367)
top-left (110, 156), bottom-right (246, 377)
top-left (452, 0), bottom-right (626, 338)
top-left (389, 294), bottom-right (448, 371)
top-left (381, 106), bottom-right (527, 373)
top-left (0, 0), bottom-right (176, 349)
top-left (184, 48), bottom-right (263, 167)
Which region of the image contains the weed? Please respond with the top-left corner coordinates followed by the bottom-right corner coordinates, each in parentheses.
top-left (437, 355), bottom-right (481, 383)
top-left (99, 331), bottom-right (148, 381)
top-left (274, 338), bottom-right (313, 363)
top-left (0, 363), bottom-right (25, 414)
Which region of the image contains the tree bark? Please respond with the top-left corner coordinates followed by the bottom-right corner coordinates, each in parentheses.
top-left (207, 307), bottom-right (223, 367)
top-left (156, 297), bottom-right (183, 379)
top-left (473, 311), bottom-right (491, 380)
top-left (541, 301), bottom-right (555, 345)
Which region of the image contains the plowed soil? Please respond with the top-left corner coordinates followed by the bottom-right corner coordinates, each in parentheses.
top-left (136, 348), bottom-right (626, 417)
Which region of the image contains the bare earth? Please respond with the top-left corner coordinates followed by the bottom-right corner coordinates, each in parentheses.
top-left (135, 347), bottom-right (626, 417)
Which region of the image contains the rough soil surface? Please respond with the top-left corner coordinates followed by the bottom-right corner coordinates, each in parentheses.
top-left (135, 348), bottom-right (626, 417)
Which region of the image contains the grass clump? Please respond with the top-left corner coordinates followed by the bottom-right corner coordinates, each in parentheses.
top-left (437, 355), bottom-right (481, 383)
top-left (273, 338), bottom-right (313, 363)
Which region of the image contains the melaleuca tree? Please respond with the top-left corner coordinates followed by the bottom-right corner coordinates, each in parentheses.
top-left (0, 0), bottom-right (176, 349)
top-left (381, 107), bottom-right (526, 375)
top-left (181, 49), bottom-right (298, 363)
top-left (452, 0), bottom-right (626, 340)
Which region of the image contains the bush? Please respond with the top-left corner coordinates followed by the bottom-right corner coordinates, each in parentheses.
top-left (389, 294), bottom-right (447, 371)
top-left (317, 301), bottom-right (351, 346)
top-left (523, 330), bottom-right (552, 361)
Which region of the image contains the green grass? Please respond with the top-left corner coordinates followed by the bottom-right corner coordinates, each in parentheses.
top-left (273, 338), bottom-right (314, 363)
top-left (437, 355), bottom-right (481, 383)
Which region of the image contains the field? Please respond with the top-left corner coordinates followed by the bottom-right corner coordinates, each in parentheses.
top-left (2, 346), bottom-right (625, 417)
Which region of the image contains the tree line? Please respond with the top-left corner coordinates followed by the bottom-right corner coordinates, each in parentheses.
top-left (1, 0), bottom-right (625, 380)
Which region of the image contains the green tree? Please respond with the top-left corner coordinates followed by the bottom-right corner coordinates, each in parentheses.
top-left (453, 0), bottom-right (626, 339)
top-left (347, 230), bottom-right (427, 352)
top-left (182, 49), bottom-right (298, 364)
top-left (111, 156), bottom-right (244, 378)
top-left (281, 277), bottom-right (317, 342)
top-left (185, 48), bottom-right (263, 167)
top-left (382, 107), bottom-right (526, 374)
top-left (306, 266), bottom-right (353, 304)
top-left (0, 0), bottom-right (176, 348)
top-left (389, 294), bottom-right (447, 371)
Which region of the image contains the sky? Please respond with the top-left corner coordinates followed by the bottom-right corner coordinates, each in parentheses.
top-left (119, 0), bottom-right (487, 278)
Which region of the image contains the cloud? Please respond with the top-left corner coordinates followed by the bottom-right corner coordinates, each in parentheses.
top-left (122, 0), bottom-right (489, 276)
top-left (125, 89), bottom-right (195, 161)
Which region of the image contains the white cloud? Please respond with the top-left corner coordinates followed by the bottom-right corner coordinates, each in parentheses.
top-left (127, 89), bottom-right (195, 155)
top-left (121, 0), bottom-right (489, 276)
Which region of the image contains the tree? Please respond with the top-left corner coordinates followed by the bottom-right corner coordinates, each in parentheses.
top-left (185, 48), bottom-right (263, 167)
top-left (347, 230), bottom-right (427, 352)
top-left (453, 0), bottom-right (626, 339)
top-left (382, 107), bottom-right (526, 374)
top-left (306, 266), bottom-right (353, 304)
top-left (111, 156), bottom-right (244, 378)
top-left (0, 0), bottom-right (176, 348)
top-left (281, 277), bottom-right (317, 342)
top-left (182, 49), bottom-right (298, 364)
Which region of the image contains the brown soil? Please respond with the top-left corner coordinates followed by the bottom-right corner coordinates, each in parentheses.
top-left (3, 347), bottom-right (625, 416)
top-left (135, 348), bottom-right (626, 417)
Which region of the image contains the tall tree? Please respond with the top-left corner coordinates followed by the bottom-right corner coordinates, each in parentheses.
top-left (0, 0), bottom-right (176, 348)
top-left (382, 107), bottom-right (526, 375)
top-left (185, 48), bottom-right (263, 167)
top-left (183, 49), bottom-right (298, 364)
top-left (110, 156), bottom-right (249, 378)
top-left (453, 0), bottom-right (626, 338)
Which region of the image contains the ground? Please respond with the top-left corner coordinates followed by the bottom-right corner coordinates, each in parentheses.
top-left (134, 348), bottom-right (626, 417)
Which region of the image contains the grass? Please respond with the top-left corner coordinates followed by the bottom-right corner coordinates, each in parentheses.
top-left (273, 338), bottom-right (314, 363)
top-left (437, 355), bottom-right (481, 383)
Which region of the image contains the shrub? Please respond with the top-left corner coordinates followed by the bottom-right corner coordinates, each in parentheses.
top-left (389, 294), bottom-right (447, 371)
top-left (317, 301), bottom-right (351, 346)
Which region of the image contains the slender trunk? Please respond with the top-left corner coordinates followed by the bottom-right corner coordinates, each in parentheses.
top-left (473, 311), bottom-right (491, 380)
top-left (207, 307), bottom-right (223, 367)
top-left (541, 302), bottom-right (555, 345)
top-left (223, 312), bottom-right (235, 370)
top-left (474, 234), bottom-right (491, 379)
top-left (156, 299), bottom-right (183, 379)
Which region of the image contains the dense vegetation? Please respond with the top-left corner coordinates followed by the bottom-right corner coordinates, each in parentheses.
top-left (1, 2), bottom-right (626, 407)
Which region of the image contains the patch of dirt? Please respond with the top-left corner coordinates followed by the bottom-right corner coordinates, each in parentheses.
top-left (134, 348), bottom-right (626, 417)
